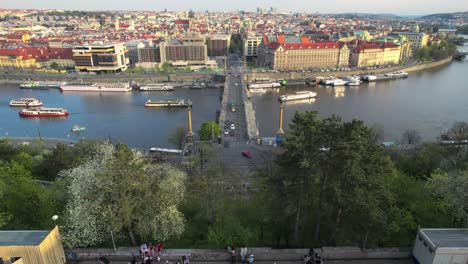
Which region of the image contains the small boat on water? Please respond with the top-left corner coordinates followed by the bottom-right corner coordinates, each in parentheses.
top-left (279, 91), bottom-right (317, 102)
top-left (10, 98), bottom-right (43, 107)
top-left (60, 83), bottom-right (132, 92)
top-left (19, 107), bottom-right (69, 117)
top-left (145, 99), bottom-right (192, 107)
top-left (139, 84), bottom-right (174, 91)
top-left (71, 125), bottom-right (86, 132)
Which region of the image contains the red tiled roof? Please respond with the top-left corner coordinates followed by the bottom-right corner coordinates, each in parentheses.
top-left (175, 19), bottom-right (190, 25)
top-left (0, 47), bottom-right (73, 61)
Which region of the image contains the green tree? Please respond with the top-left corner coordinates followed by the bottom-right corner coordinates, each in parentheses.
top-left (198, 121), bottom-right (220, 141)
top-left (61, 142), bottom-right (187, 247)
top-left (208, 214), bottom-right (254, 247)
top-left (268, 111), bottom-right (395, 247)
top-left (169, 126), bottom-right (188, 149)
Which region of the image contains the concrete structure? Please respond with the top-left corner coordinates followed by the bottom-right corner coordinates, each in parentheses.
top-left (125, 41), bottom-right (147, 65)
top-left (350, 43), bottom-right (402, 68)
top-left (0, 226), bottom-right (66, 264)
top-left (72, 43), bottom-right (129, 73)
top-left (137, 46), bottom-right (161, 64)
top-left (159, 35), bottom-right (217, 69)
top-left (258, 35), bottom-right (349, 70)
top-left (412, 228), bottom-right (468, 264)
top-left (397, 32), bottom-right (430, 51)
top-left (205, 35), bottom-right (230, 57)
top-left (243, 35), bottom-right (262, 57)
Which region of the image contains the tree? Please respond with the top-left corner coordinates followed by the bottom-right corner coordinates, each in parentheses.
top-left (198, 121), bottom-right (220, 141)
top-left (169, 126), bottom-right (187, 149)
top-left (208, 214), bottom-right (254, 247)
top-left (50, 62), bottom-right (59, 70)
top-left (61, 142), bottom-right (187, 247)
top-left (446, 121), bottom-right (468, 141)
top-left (269, 111), bottom-right (395, 247)
top-left (401, 129), bottom-right (421, 144)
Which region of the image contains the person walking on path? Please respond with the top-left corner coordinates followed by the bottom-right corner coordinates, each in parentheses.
top-left (231, 247), bottom-right (236, 263)
top-left (240, 246), bottom-right (247, 263)
top-left (156, 242), bottom-right (163, 261)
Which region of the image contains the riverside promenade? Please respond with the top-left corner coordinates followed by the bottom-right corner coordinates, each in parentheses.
top-left (65, 247), bottom-right (412, 263)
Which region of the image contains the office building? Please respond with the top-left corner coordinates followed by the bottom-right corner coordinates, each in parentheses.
top-left (350, 42), bottom-right (402, 67)
top-left (72, 43), bottom-right (129, 73)
top-left (205, 35), bottom-right (230, 57)
top-left (397, 32), bottom-right (430, 51)
top-left (243, 35), bottom-right (262, 57)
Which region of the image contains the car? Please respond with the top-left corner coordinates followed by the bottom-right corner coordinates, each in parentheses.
top-left (241, 151), bottom-right (252, 158)
top-left (224, 129), bottom-right (229, 135)
top-left (230, 124), bottom-right (235, 130)
top-left (224, 141), bottom-right (230, 147)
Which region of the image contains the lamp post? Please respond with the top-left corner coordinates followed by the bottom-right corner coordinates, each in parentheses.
top-left (52, 215), bottom-right (58, 226)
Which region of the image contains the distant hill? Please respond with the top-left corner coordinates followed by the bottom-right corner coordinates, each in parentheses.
top-left (420, 11), bottom-right (468, 20)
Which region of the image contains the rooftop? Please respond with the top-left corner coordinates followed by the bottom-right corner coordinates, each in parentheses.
top-left (420, 229), bottom-right (468, 248)
top-left (0, 230), bottom-right (50, 246)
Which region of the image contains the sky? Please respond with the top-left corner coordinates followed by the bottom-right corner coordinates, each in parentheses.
top-left (2, 0), bottom-right (468, 15)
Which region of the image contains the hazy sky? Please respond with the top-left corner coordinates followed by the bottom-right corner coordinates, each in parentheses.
top-left (2, 0), bottom-right (468, 15)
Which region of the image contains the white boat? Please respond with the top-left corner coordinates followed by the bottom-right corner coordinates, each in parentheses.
top-left (19, 107), bottom-right (69, 117)
top-left (20, 81), bottom-right (65, 89)
top-left (249, 82), bottom-right (281, 89)
top-left (392, 71), bottom-right (409, 78)
top-left (331, 79), bottom-right (347, 86)
top-left (140, 83), bottom-right (174, 91)
top-left (279, 91), bottom-right (317, 102)
top-left (346, 81), bottom-right (361, 86)
top-left (60, 83), bottom-right (132, 92)
top-left (249, 88), bottom-right (266, 93)
top-left (363, 75), bottom-right (378, 82)
top-left (344, 76), bottom-right (361, 86)
top-left (71, 125), bottom-right (86, 132)
top-left (9, 98), bottom-right (43, 107)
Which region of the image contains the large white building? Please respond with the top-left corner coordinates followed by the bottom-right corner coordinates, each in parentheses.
top-left (413, 228), bottom-right (468, 264)
top-left (397, 32), bottom-right (430, 51)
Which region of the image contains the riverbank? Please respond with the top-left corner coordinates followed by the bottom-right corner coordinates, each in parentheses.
top-left (0, 71), bottom-right (225, 84)
top-left (244, 56), bottom-right (454, 81)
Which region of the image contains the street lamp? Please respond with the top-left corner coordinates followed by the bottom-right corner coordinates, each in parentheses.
top-left (52, 215), bottom-right (58, 226)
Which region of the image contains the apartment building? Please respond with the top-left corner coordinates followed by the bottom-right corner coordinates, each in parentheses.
top-left (257, 35), bottom-right (349, 70)
top-left (72, 43), bottom-right (129, 73)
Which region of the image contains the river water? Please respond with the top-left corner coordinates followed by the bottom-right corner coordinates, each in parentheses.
top-left (0, 41), bottom-right (466, 147)
top-left (253, 42), bottom-right (468, 142)
top-left (0, 86), bottom-right (221, 148)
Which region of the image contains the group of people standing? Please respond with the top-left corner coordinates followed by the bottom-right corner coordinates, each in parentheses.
top-left (229, 246), bottom-right (254, 264)
top-left (131, 242), bottom-right (163, 264)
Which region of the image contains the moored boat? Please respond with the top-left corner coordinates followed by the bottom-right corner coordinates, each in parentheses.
top-left (139, 84), bottom-right (174, 91)
top-left (145, 99), bottom-right (192, 107)
top-left (9, 98), bottom-right (43, 107)
top-left (249, 82), bottom-right (281, 89)
top-left (19, 107), bottom-right (69, 117)
top-left (60, 83), bottom-right (132, 92)
top-left (19, 81), bottom-right (65, 89)
top-left (279, 91), bottom-right (317, 102)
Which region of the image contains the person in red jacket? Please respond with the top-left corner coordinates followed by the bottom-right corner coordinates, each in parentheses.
top-left (156, 243), bottom-right (163, 260)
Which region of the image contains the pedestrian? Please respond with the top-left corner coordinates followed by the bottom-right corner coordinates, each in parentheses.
top-left (240, 246), bottom-right (247, 264)
top-left (156, 242), bottom-right (163, 260)
top-left (130, 255), bottom-right (138, 264)
top-left (248, 254), bottom-right (254, 264)
top-left (231, 247), bottom-right (236, 263)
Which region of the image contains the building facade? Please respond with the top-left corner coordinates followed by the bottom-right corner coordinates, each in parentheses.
top-left (72, 43), bottom-right (129, 73)
top-left (257, 35), bottom-right (349, 70)
top-left (205, 35), bottom-right (230, 57)
top-left (243, 35), bottom-right (262, 57)
top-left (350, 42), bottom-right (402, 68)
top-left (397, 32), bottom-right (430, 51)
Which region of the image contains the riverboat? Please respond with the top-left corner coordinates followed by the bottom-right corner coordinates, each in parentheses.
top-left (19, 81), bottom-right (65, 89)
top-left (249, 82), bottom-right (281, 89)
top-left (9, 98), bottom-right (43, 107)
top-left (139, 84), bottom-right (174, 91)
top-left (363, 72), bottom-right (409, 82)
top-left (145, 99), bottom-right (192, 107)
top-left (60, 83), bottom-right (132, 92)
top-left (279, 91), bottom-right (317, 102)
top-left (71, 125), bottom-right (86, 132)
top-left (19, 107), bottom-right (69, 117)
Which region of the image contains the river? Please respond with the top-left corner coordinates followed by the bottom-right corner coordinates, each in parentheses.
top-left (0, 86), bottom-right (221, 148)
top-left (252, 41), bottom-right (468, 142)
top-left (0, 41), bottom-right (466, 147)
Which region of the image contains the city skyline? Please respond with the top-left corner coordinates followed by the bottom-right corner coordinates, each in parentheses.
top-left (2, 0), bottom-right (468, 15)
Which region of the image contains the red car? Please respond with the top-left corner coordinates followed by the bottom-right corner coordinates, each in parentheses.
top-left (241, 151), bottom-right (252, 158)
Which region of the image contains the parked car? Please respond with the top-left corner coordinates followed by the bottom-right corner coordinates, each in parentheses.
top-left (241, 151), bottom-right (252, 158)
top-left (230, 124), bottom-right (236, 130)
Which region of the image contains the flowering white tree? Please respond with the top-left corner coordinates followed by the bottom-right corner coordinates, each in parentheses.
top-left (61, 142), bottom-right (187, 247)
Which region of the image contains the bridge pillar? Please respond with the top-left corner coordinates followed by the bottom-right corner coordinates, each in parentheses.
top-left (277, 103), bottom-right (285, 136)
top-left (186, 106), bottom-right (194, 143)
